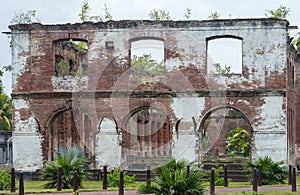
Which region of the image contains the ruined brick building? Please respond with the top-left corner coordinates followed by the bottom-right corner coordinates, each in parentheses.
top-left (8, 18), bottom-right (300, 171)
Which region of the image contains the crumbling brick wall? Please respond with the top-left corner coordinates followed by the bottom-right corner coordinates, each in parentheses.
top-left (9, 18), bottom-right (294, 171)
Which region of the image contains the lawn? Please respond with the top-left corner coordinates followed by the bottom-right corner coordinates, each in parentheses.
top-left (0, 176), bottom-right (299, 194)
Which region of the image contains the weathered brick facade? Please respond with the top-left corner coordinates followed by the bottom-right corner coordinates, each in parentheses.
top-left (9, 18), bottom-right (299, 171)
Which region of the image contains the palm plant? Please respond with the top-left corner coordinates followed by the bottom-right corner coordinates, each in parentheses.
top-left (0, 94), bottom-right (12, 130)
top-left (138, 158), bottom-right (204, 195)
top-left (41, 145), bottom-right (89, 189)
top-left (245, 156), bottom-right (288, 185)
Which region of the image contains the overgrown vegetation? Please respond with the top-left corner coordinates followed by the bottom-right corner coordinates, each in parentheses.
top-left (245, 156), bottom-right (288, 185)
top-left (138, 158), bottom-right (204, 195)
top-left (0, 94), bottom-right (12, 131)
top-left (41, 145), bottom-right (89, 189)
top-left (149, 9), bottom-right (171, 21)
top-left (0, 169), bottom-right (10, 190)
top-left (78, 2), bottom-right (112, 22)
top-left (208, 12), bottom-right (220, 20)
top-left (10, 9), bottom-right (40, 24)
top-left (107, 168), bottom-right (135, 187)
top-left (210, 63), bottom-right (231, 74)
top-left (131, 54), bottom-right (164, 75)
top-left (265, 5), bottom-right (290, 19)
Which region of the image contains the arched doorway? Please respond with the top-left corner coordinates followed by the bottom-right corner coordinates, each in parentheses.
top-left (122, 106), bottom-right (172, 169)
top-left (45, 109), bottom-right (95, 166)
top-left (199, 106), bottom-right (253, 161)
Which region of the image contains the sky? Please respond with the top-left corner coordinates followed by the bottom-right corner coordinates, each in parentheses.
top-left (1, 0), bottom-right (299, 95)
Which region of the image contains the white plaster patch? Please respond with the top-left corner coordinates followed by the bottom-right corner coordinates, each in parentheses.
top-left (12, 134), bottom-right (43, 171)
top-left (172, 131), bottom-right (197, 163)
top-left (14, 113), bottom-right (38, 132)
top-left (51, 76), bottom-right (88, 91)
top-left (259, 96), bottom-right (286, 131)
top-left (13, 99), bottom-right (29, 110)
top-left (172, 97), bottom-right (205, 122)
top-left (252, 131), bottom-right (287, 163)
top-left (95, 118), bottom-right (121, 168)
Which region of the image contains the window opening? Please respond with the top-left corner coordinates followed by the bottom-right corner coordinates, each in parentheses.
top-left (207, 37), bottom-right (242, 74)
top-left (54, 39), bottom-right (88, 76)
top-left (130, 39), bottom-right (164, 75)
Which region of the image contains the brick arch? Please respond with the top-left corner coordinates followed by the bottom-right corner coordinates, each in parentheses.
top-left (44, 107), bottom-right (95, 164)
top-left (199, 106), bottom-right (253, 158)
top-left (121, 106), bottom-right (172, 169)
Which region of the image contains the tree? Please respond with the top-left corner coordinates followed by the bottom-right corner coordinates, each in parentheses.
top-left (265, 5), bottom-right (290, 19)
top-left (131, 54), bottom-right (164, 75)
top-left (41, 145), bottom-right (89, 189)
top-left (184, 8), bottom-right (192, 19)
top-left (210, 63), bottom-right (231, 74)
top-left (226, 127), bottom-right (250, 156)
top-left (245, 156), bottom-right (287, 185)
top-left (10, 10), bottom-right (40, 24)
top-left (138, 158), bottom-right (204, 195)
top-left (0, 94), bottom-right (12, 131)
top-left (208, 12), bottom-right (220, 20)
top-left (149, 9), bottom-right (170, 21)
top-left (79, 2), bottom-right (112, 22)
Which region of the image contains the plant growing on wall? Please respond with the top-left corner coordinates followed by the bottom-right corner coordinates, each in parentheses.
top-left (210, 63), bottom-right (231, 74)
top-left (56, 60), bottom-right (69, 77)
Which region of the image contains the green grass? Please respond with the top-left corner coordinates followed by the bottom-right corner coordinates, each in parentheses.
top-left (0, 175), bottom-right (299, 194)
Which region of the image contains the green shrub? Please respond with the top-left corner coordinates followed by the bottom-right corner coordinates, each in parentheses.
top-left (107, 167), bottom-right (135, 187)
top-left (138, 158), bottom-right (204, 195)
top-left (41, 145), bottom-right (89, 189)
top-left (56, 60), bottom-right (69, 76)
top-left (245, 156), bottom-right (287, 185)
top-left (0, 169), bottom-right (11, 190)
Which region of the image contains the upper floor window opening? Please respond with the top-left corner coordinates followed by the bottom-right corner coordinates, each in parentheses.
top-left (207, 36), bottom-right (242, 75)
top-left (53, 39), bottom-right (88, 77)
top-left (130, 38), bottom-right (164, 76)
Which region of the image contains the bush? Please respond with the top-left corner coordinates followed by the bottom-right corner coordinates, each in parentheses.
top-left (245, 156), bottom-right (287, 185)
top-left (107, 167), bottom-right (135, 187)
top-left (0, 169), bottom-right (11, 190)
top-left (138, 158), bottom-right (204, 195)
top-left (41, 145), bottom-right (89, 189)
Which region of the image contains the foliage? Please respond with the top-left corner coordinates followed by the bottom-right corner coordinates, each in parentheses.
top-left (226, 128), bottom-right (250, 156)
top-left (41, 145), bottom-right (89, 189)
top-left (208, 12), bottom-right (220, 20)
top-left (138, 158), bottom-right (204, 195)
top-left (149, 9), bottom-right (171, 21)
top-left (0, 169), bottom-right (10, 190)
top-left (107, 167), bottom-right (135, 187)
top-left (245, 156), bottom-right (288, 185)
top-left (10, 10), bottom-right (40, 24)
top-left (265, 5), bottom-right (290, 19)
top-left (104, 3), bottom-right (112, 20)
top-left (184, 8), bottom-right (192, 19)
top-left (291, 32), bottom-right (300, 51)
top-left (76, 41), bottom-right (88, 50)
top-left (0, 94), bottom-right (12, 130)
top-left (131, 54), bottom-right (164, 75)
top-left (211, 63), bottom-right (231, 74)
top-left (67, 52), bottom-right (76, 64)
top-left (56, 60), bottom-right (70, 77)
top-left (79, 2), bottom-right (112, 22)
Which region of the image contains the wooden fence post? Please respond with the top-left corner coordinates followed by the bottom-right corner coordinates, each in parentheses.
top-left (210, 168), bottom-right (215, 195)
top-left (103, 166), bottom-right (107, 190)
top-left (292, 166), bottom-right (297, 192)
top-left (10, 168), bottom-right (15, 192)
top-left (258, 165), bottom-right (262, 186)
top-left (186, 165), bottom-right (190, 178)
top-left (146, 165), bottom-right (151, 186)
top-left (19, 171), bottom-right (24, 195)
top-left (57, 166), bottom-right (62, 191)
top-left (288, 164), bottom-right (292, 185)
top-left (253, 168), bottom-right (257, 192)
top-left (73, 170), bottom-right (78, 192)
top-left (119, 170), bottom-right (124, 195)
top-left (223, 164), bottom-right (228, 187)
